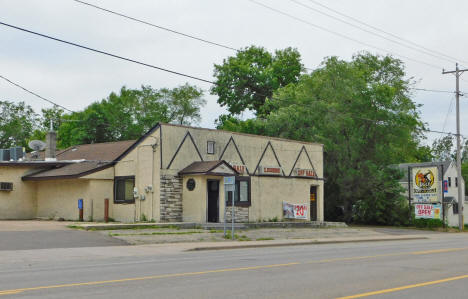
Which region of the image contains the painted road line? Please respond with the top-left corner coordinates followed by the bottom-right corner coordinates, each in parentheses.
top-left (1, 247), bottom-right (468, 296)
top-left (0, 262), bottom-right (299, 296)
top-left (336, 274), bottom-right (468, 299)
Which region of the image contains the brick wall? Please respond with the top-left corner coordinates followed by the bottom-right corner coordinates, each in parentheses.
top-left (225, 206), bottom-right (249, 223)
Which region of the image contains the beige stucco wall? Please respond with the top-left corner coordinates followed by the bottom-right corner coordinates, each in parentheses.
top-left (113, 127), bottom-right (161, 222)
top-left (36, 179), bottom-right (90, 220)
top-left (0, 166), bottom-right (37, 219)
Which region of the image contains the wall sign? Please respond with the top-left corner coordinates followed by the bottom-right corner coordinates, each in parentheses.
top-left (230, 164), bottom-right (246, 174)
top-left (411, 166), bottom-right (439, 203)
top-left (186, 178), bottom-right (196, 191)
top-left (283, 202), bottom-right (309, 219)
top-left (258, 165), bottom-right (282, 176)
top-left (443, 180), bottom-right (448, 193)
top-left (415, 204), bottom-right (441, 219)
top-left (294, 168), bottom-right (316, 177)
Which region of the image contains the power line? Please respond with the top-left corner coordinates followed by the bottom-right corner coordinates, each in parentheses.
top-left (302, 0), bottom-right (468, 66)
top-left (442, 95), bottom-right (455, 132)
top-left (248, 0), bottom-right (443, 70)
top-left (289, 0), bottom-right (458, 65)
top-left (0, 74), bottom-right (75, 113)
top-left (72, 0), bottom-right (238, 52)
top-left (0, 21), bottom-right (216, 85)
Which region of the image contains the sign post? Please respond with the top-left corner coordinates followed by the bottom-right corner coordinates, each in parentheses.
top-left (78, 198), bottom-right (83, 222)
top-left (223, 176), bottom-right (235, 239)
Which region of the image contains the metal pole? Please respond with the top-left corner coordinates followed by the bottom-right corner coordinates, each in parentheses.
top-left (224, 190), bottom-right (228, 238)
top-left (441, 164), bottom-right (445, 228)
top-left (455, 63), bottom-right (464, 231)
top-left (231, 190), bottom-right (235, 240)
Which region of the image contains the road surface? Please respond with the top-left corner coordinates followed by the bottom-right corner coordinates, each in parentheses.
top-left (0, 233), bottom-right (467, 298)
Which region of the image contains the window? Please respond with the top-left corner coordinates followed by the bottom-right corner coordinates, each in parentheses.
top-left (114, 176), bottom-right (135, 204)
top-left (0, 182), bottom-right (13, 191)
top-left (455, 177), bottom-right (458, 187)
top-left (448, 177), bottom-right (452, 187)
top-left (225, 177), bottom-right (251, 206)
top-left (453, 202), bottom-right (459, 214)
top-left (207, 141), bottom-right (215, 154)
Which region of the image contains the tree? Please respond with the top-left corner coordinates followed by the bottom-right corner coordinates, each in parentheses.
top-left (58, 84), bottom-right (205, 148)
top-left (0, 101), bottom-right (38, 149)
top-left (219, 53), bottom-right (423, 224)
top-left (431, 134), bottom-right (455, 161)
top-left (162, 83), bottom-right (205, 125)
top-left (211, 46), bottom-right (303, 116)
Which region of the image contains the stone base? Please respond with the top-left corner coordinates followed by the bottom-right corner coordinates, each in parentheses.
top-left (225, 206), bottom-right (249, 223)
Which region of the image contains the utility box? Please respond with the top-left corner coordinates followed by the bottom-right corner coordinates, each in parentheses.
top-left (0, 149), bottom-right (10, 161)
top-left (9, 147), bottom-right (24, 161)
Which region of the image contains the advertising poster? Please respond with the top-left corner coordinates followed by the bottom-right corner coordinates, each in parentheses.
top-left (283, 202), bottom-right (309, 219)
top-left (412, 166), bottom-right (439, 203)
top-left (415, 204), bottom-right (441, 219)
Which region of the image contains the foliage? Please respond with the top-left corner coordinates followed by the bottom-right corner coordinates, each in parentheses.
top-left (58, 84), bottom-right (205, 148)
top-left (218, 53), bottom-right (424, 225)
top-left (412, 218), bottom-right (444, 229)
top-left (431, 134), bottom-right (455, 161)
top-left (211, 46), bottom-right (303, 116)
top-left (0, 101), bottom-right (39, 149)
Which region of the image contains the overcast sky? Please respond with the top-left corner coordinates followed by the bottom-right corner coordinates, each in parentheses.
top-left (2, 0), bottom-right (468, 145)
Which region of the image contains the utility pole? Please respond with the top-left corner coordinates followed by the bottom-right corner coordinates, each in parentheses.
top-left (443, 63), bottom-right (468, 231)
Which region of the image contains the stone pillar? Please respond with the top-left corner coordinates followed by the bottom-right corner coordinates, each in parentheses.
top-left (160, 175), bottom-right (183, 222)
top-left (225, 206), bottom-right (249, 223)
top-left (45, 130), bottom-right (56, 160)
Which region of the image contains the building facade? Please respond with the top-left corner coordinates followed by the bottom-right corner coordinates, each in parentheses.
top-left (0, 123), bottom-right (324, 223)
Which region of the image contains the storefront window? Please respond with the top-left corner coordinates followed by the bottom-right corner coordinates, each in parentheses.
top-left (225, 177), bottom-right (250, 206)
top-left (114, 176), bottom-right (135, 204)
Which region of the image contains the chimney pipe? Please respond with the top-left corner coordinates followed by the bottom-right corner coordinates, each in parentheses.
top-left (45, 120), bottom-right (56, 161)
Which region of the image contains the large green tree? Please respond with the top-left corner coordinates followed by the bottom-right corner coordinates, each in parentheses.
top-left (211, 46), bottom-right (303, 116)
top-left (219, 53), bottom-right (425, 225)
top-left (0, 101), bottom-right (38, 149)
top-left (58, 84), bottom-right (205, 148)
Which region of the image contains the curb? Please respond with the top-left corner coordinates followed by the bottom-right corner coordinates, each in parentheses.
top-left (187, 236), bottom-right (428, 251)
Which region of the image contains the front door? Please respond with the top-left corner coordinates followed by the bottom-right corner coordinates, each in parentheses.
top-left (207, 180), bottom-right (219, 222)
top-left (310, 186), bottom-right (317, 221)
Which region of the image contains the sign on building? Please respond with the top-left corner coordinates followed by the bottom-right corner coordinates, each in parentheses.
top-left (414, 204), bottom-right (441, 219)
top-left (258, 166), bottom-right (282, 176)
top-left (283, 202), bottom-right (308, 219)
top-left (294, 168), bottom-right (316, 178)
top-left (411, 166), bottom-right (439, 203)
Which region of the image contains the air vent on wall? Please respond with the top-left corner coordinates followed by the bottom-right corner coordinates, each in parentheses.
top-left (0, 182), bottom-right (13, 191)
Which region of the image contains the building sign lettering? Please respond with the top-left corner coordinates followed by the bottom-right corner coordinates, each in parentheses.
top-left (294, 168), bottom-right (316, 177)
top-left (258, 166), bottom-right (282, 176)
top-left (414, 204), bottom-right (441, 219)
top-left (283, 202), bottom-right (308, 219)
top-left (411, 166), bottom-right (439, 203)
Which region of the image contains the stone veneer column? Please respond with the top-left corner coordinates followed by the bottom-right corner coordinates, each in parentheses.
top-left (160, 175), bottom-right (183, 222)
top-left (225, 206), bottom-right (249, 223)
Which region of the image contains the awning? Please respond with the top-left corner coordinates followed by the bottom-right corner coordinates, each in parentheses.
top-left (178, 160), bottom-right (239, 176)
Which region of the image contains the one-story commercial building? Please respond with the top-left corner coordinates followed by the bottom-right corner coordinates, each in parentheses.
top-left (0, 123), bottom-right (324, 223)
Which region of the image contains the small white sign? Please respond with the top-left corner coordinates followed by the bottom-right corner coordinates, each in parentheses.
top-left (224, 176), bottom-right (235, 185)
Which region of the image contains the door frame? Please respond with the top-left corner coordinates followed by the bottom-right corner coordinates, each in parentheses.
top-left (310, 185), bottom-right (318, 221)
top-left (206, 179), bottom-right (220, 223)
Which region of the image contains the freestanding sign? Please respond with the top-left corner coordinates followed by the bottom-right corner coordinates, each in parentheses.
top-left (415, 204), bottom-right (441, 219)
top-left (411, 166), bottom-right (439, 203)
top-left (223, 176), bottom-right (235, 239)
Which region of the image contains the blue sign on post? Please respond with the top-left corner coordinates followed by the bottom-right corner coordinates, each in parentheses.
top-left (78, 198), bottom-right (83, 210)
top-left (443, 180), bottom-right (448, 193)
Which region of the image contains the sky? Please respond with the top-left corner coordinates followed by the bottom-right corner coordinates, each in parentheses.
top-left (1, 0), bottom-right (468, 146)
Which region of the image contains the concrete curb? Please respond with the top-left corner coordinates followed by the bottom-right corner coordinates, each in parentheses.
top-left (187, 236), bottom-right (428, 251)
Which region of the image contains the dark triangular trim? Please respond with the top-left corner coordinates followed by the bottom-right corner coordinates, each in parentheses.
top-left (219, 136), bottom-right (250, 175)
top-left (115, 123), bottom-right (161, 162)
top-left (166, 131), bottom-right (203, 169)
top-left (253, 141), bottom-right (285, 176)
top-left (288, 145), bottom-right (317, 177)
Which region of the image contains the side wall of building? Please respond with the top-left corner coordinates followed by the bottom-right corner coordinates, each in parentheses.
top-left (0, 167), bottom-right (37, 219)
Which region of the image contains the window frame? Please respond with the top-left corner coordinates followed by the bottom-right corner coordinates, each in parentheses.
top-left (226, 176), bottom-right (251, 207)
top-left (207, 141), bottom-right (215, 154)
top-left (453, 202), bottom-right (459, 214)
top-left (448, 177), bottom-right (452, 187)
top-left (114, 176), bottom-right (135, 204)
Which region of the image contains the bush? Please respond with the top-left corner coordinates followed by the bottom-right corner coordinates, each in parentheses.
top-left (412, 218), bottom-right (444, 229)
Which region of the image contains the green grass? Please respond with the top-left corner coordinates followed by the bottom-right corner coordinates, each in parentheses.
top-left (256, 237), bottom-right (274, 241)
top-left (109, 231), bottom-right (205, 237)
top-left (223, 232), bottom-right (252, 241)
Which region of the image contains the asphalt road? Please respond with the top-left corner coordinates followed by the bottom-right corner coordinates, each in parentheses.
top-left (1, 233), bottom-right (468, 298)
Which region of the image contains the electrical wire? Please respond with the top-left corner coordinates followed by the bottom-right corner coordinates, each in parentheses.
top-left (0, 21), bottom-right (216, 85)
top-left (248, 0), bottom-right (443, 70)
top-left (0, 74), bottom-right (75, 113)
top-left (302, 0), bottom-right (468, 66)
top-left (290, 0), bottom-right (458, 65)
top-left (442, 95), bottom-right (455, 133)
top-left (72, 0), bottom-right (238, 52)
